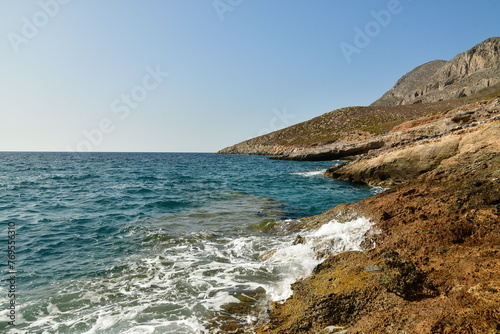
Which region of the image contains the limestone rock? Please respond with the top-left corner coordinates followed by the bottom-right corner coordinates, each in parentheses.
top-left (372, 37), bottom-right (500, 106)
top-left (326, 98), bottom-right (500, 187)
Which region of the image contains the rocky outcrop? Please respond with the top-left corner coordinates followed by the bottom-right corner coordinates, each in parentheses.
top-left (218, 143), bottom-right (301, 156)
top-left (325, 98), bottom-right (500, 187)
top-left (372, 37), bottom-right (500, 106)
top-left (271, 139), bottom-right (386, 161)
top-left (256, 108), bottom-right (500, 333)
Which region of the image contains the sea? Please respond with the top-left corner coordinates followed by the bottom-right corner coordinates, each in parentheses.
top-left (0, 152), bottom-right (381, 333)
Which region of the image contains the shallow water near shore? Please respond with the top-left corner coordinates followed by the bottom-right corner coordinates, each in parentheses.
top-left (0, 152), bottom-right (379, 333)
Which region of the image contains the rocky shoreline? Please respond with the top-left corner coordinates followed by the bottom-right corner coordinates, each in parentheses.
top-left (325, 98), bottom-right (500, 187)
top-left (216, 37), bottom-right (500, 333)
top-left (212, 97), bottom-right (499, 333)
top-left (254, 97), bottom-right (500, 334)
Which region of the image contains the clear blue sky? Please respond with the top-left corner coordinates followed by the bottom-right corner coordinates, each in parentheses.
top-left (0, 0), bottom-right (498, 152)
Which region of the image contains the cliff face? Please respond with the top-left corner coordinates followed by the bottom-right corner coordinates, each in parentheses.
top-left (370, 60), bottom-right (448, 106)
top-left (372, 37), bottom-right (500, 106)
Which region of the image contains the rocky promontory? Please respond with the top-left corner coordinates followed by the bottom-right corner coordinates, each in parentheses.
top-left (218, 38), bottom-right (500, 161)
top-left (255, 96), bottom-right (500, 334)
top-left (218, 94), bottom-right (497, 159)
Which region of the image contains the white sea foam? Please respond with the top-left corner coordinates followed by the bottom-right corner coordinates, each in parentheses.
top-left (292, 169), bottom-right (327, 177)
top-left (370, 185), bottom-right (388, 194)
top-left (121, 326), bottom-right (156, 334)
top-left (11, 215), bottom-right (373, 334)
top-left (264, 217), bottom-right (374, 301)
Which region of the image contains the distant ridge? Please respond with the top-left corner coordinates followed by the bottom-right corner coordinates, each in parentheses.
top-left (218, 37), bottom-right (500, 159)
top-left (372, 37), bottom-right (500, 106)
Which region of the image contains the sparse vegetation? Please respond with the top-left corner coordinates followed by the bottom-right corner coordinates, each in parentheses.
top-left (221, 84), bottom-right (500, 152)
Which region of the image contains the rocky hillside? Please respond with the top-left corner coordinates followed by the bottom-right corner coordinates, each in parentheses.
top-left (217, 102), bottom-right (464, 156)
top-left (372, 37), bottom-right (500, 106)
top-left (218, 38), bottom-right (500, 158)
top-left (218, 84), bottom-right (500, 159)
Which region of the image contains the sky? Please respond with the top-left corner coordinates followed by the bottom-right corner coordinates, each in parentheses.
top-left (0, 0), bottom-right (498, 152)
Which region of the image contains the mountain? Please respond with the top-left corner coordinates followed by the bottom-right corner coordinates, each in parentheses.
top-left (372, 37), bottom-right (500, 106)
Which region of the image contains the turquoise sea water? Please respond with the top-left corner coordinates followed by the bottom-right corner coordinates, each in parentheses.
top-left (0, 152), bottom-right (379, 333)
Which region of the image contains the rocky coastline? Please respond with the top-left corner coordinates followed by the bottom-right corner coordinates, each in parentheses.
top-left (216, 37), bottom-right (500, 333)
top-left (254, 97), bottom-right (500, 334)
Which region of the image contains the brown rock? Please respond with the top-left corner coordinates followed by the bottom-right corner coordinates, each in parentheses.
top-left (255, 103), bottom-right (500, 333)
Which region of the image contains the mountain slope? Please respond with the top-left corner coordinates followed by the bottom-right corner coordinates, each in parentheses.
top-left (218, 84), bottom-right (500, 158)
top-left (218, 37), bottom-right (500, 160)
top-left (372, 37), bottom-right (500, 106)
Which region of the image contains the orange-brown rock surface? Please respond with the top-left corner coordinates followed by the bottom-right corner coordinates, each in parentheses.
top-left (255, 99), bottom-right (500, 333)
